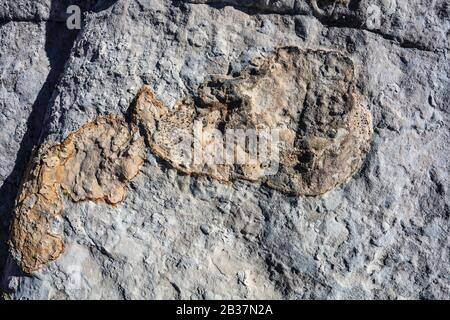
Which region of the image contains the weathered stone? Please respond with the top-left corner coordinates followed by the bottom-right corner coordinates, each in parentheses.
top-left (1, 0), bottom-right (448, 300)
top-left (10, 115), bottom-right (144, 273)
top-left (133, 47), bottom-right (373, 196)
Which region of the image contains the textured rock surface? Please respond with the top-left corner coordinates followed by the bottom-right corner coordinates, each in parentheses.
top-left (134, 47), bottom-right (373, 195)
top-left (10, 115), bottom-right (144, 274)
top-left (1, 0), bottom-right (449, 299)
top-left (0, 17), bottom-right (79, 280)
top-left (0, 22), bottom-right (48, 271)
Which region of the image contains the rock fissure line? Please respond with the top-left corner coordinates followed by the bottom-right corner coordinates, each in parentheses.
top-left (315, 17), bottom-right (440, 54)
top-left (1, 0), bottom-right (119, 279)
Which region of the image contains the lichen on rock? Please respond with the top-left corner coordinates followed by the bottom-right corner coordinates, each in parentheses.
top-left (133, 46), bottom-right (373, 196)
top-left (10, 115), bottom-right (145, 273)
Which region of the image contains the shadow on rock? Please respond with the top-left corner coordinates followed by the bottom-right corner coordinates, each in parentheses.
top-left (0, 0), bottom-right (118, 294)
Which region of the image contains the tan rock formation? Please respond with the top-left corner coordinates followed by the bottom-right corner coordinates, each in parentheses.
top-left (10, 115), bottom-right (145, 273)
top-left (133, 47), bottom-right (373, 195)
top-left (10, 47), bottom-right (372, 274)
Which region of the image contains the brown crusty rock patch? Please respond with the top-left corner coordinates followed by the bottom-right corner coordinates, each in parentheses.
top-left (132, 47), bottom-right (373, 196)
top-left (10, 115), bottom-right (145, 273)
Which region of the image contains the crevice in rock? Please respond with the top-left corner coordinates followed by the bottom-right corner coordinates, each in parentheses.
top-left (0, 0), bottom-right (118, 292)
top-left (0, 19), bottom-right (79, 286)
top-left (316, 15), bottom-right (441, 54)
top-left (180, 0), bottom-right (444, 54)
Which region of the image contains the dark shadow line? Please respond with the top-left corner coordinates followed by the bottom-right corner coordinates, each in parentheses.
top-left (0, 0), bottom-right (118, 293)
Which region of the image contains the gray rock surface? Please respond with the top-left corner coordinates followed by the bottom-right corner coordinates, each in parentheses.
top-left (0, 0), bottom-right (449, 299)
top-left (0, 21), bottom-right (50, 273)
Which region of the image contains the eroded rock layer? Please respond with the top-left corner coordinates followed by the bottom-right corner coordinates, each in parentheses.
top-left (133, 47), bottom-right (373, 195)
top-left (10, 116), bottom-right (145, 273)
top-left (2, 0), bottom-right (447, 300)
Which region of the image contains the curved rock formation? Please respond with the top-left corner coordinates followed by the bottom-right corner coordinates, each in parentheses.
top-left (10, 116), bottom-right (144, 273)
top-left (133, 47), bottom-right (373, 196)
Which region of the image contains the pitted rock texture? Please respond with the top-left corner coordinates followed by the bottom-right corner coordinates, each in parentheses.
top-left (0, 0), bottom-right (113, 21)
top-left (133, 47), bottom-right (372, 195)
top-left (10, 115), bottom-right (144, 273)
top-left (11, 44), bottom-right (372, 273)
top-left (1, 0), bottom-right (449, 300)
top-left (185, 0), bottom-right (450, 52)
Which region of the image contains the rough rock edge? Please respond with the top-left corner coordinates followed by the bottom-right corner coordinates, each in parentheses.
top-left (184, 0), bottom-right (446, 53)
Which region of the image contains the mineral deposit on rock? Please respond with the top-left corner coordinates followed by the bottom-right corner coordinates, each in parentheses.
top-left (133, 47), bottom-right (373, 196)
